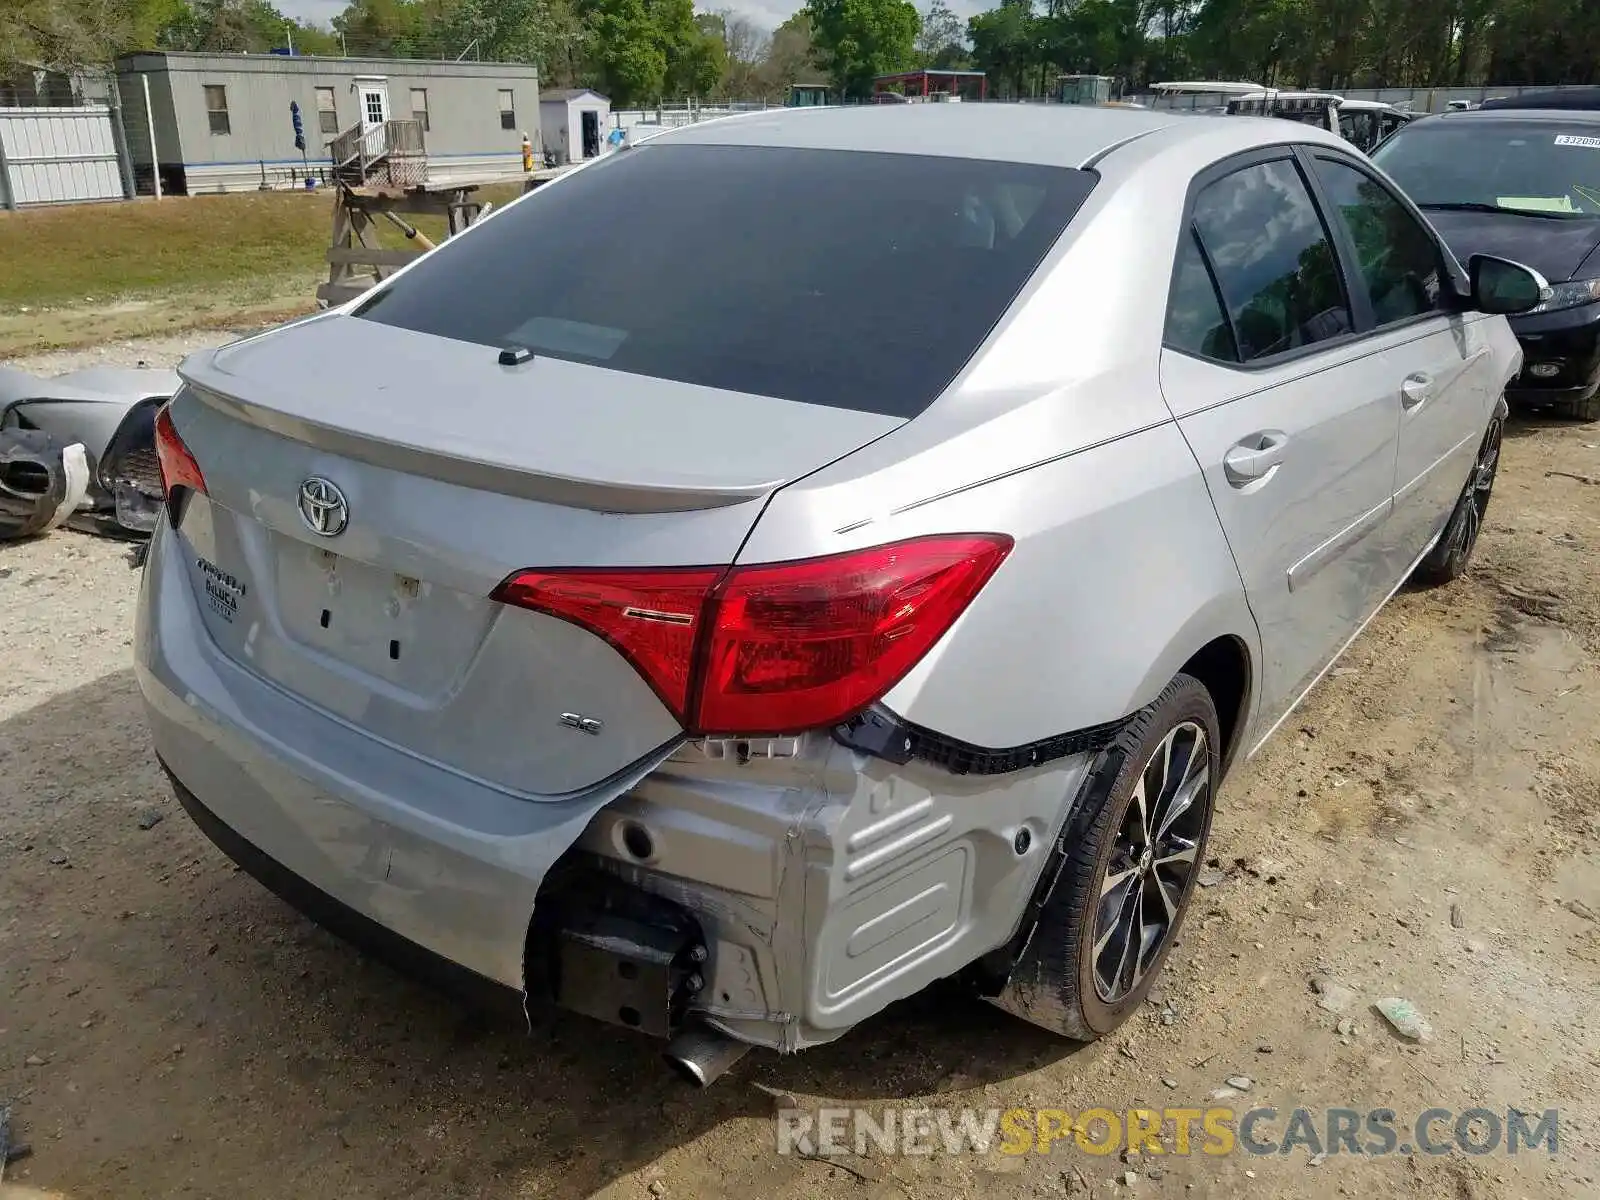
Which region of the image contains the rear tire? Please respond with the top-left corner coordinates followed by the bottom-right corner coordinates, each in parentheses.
top-left (1556, 391), bottom-right (1600, 422)
top-left (1414, 402), bottom-right (1504, 587)
top-left (1011, 673), bottom-right (1220, 1041)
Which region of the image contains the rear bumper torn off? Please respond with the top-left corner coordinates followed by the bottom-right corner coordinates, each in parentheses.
top-left (135, 516), bottom-right (670, 990)
top-left (138, 515), bottom-right (1093, 1053)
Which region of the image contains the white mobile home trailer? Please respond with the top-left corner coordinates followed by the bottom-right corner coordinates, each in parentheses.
top-left (115, 52), bottom-right (539, 194)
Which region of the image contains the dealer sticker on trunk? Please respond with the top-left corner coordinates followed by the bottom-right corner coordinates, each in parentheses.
top-left (1554, 134), bottom-right (1600, 149)
top-left (196, 556), bottom-right (247, 623)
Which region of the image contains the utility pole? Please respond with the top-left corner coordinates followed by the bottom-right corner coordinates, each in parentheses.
top-left (285, 23), bottom-right (294, 54)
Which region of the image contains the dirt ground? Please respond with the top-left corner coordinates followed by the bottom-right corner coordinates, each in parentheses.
top-left (2, 335), bottom-right (1598, 1200)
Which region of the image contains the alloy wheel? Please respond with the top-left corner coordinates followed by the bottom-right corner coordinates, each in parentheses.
top-left (1091, 721), bottom-right (1210, 1003)
top-left (1456, 413), bottom-right (1503, 560)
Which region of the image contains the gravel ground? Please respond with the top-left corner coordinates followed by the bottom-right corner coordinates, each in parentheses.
top-left (1, 336), bottom-right (1597, 1200)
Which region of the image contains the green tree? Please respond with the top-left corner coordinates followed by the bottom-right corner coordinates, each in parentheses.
top-left (762, 10), bottom-right (820, 94)
top-left (175, 0), bottom-right (339, 54)
top-left (968, 0), bottom-right (1035, 96)
top-left (577, 0), bottom-right (666, 103)
top-left (713, 11), bottom-right (771, 96)
top-left (330, 0), bottom-right (433, 57)
top-left (661, 0), bottom-right (722, 95)
top-left (804, 0), bottom-right (919, 97)
top-left (916, 0), bottom-right (966, 67)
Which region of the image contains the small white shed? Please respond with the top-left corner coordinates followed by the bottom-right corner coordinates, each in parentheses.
top-left (539, 88), bottom-right (610, 165)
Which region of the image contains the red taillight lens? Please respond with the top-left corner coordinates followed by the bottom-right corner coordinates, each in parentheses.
top-left (153, 405), bottom-right (206, 498)
top-left (492, 534), bottom-right (1012, 736)
top-left (696, 535), bottom-right (1012, 734)
top-left (490, 567), bottom-right (722, 723)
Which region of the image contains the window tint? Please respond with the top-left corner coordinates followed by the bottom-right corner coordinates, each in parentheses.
top-left (1192, 158), bottom-right (1351, 362)
top-left (1165, 226), bottom-right (1237, 361)
top-left (357, 144), bottom-right (1098, 417)
top-left (1313, 156), bottom-right (1445, 326)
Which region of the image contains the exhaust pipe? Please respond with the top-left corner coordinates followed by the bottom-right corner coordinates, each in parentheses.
top-left (664, 1025), bottom-right (751, 1087)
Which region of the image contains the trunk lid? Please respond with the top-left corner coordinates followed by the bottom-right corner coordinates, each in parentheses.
top-left (169, 316), bottom-right (900, 797)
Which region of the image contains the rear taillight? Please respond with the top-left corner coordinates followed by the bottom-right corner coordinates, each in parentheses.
top-left (490, 567), bottom-right (722, 721)
top-left (153, 406), bottom-right (206, 499)
top-left (492, 534), bottom-right (1012, 736)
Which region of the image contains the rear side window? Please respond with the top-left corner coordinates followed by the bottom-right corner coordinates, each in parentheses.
top-left (1189, 158), bottom-right (1352, 362)
top-left (1165, 226), bottom-right (1238, 361)
top-left (356, 144), bottom-right (1097, 417)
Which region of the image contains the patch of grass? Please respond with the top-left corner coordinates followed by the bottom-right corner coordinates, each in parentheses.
top-left (0, 191), bottom-right (332, 309)
top-left (0, 182), bottom-right (529, 313)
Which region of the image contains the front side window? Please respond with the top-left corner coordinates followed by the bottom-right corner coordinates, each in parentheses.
top-left (1313, 156), bottom-right (1445, 326)
top-left (498, 89), bottom-right (515, 130)
top-left (357, 144), bottom-right (1099, 418)
top-left (315, 86), bottom-right (338, 135)
top-left (411, 88), bottom-right (429, 132)
top-left (204, 84), bottom-right (230, 135)
top-left (1190, 158), bottom-right (1352, 362)
top-left (1372, 119), bottom-right (1600, 217)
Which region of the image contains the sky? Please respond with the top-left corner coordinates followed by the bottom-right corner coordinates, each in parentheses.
top-left (276, 0), bottom-right (987, 42)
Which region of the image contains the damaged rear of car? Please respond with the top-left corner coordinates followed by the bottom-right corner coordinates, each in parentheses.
top-left (138, 108), bottom-right (1267, 1081)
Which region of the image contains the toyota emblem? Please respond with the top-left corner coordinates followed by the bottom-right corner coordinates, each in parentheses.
top-left (298, 476), bottom-right (349, 537)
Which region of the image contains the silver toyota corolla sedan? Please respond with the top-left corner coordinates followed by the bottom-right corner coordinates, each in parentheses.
top-left (137, 104), bottom-right (1542, 1083)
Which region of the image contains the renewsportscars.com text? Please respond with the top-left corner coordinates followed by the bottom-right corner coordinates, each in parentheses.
top-left (775, 1105), bottom-right (1560, 1159)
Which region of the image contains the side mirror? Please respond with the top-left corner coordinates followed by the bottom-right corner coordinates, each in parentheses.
top-left (1469, 254), bottom-right (1548, 315)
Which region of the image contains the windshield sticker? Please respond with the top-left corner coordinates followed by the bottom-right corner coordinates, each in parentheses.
top-left (1554, 134), bottom-right (1600, 149)
top-left (1498, 195), bottom-right (1579, 213)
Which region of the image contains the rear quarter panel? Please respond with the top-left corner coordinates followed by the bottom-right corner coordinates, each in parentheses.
top-left (746, 421), bottom-right (1260, 748)
top-left (874, 423), bottom-right (1260, 746)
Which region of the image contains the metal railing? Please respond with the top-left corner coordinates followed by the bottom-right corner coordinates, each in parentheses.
top-left (330, 118), bottom-right (426, 186)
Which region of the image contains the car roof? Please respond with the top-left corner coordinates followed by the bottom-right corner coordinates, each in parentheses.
top-left (652, 104), bottom-right (1230, 169)
top-left (1418, 107), bottom-right (1600, 126)
top-left (1153, 81), bottom-right (1263, 93)
top-left (1337, 98), bottom-right (1406, 113)
top-left (1233, 90), bottom-right (1342, 102)
top-left (1480, 87), bottom-right (1600, 110)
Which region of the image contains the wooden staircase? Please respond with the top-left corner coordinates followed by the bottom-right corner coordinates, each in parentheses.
top-left (329, 118), bottom-right (428, 188)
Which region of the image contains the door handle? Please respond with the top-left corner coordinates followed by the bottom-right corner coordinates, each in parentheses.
top-left (1222, 431), bottom-right (1289, 487)
top-left (1401, 372), bottom-right (1434, 409)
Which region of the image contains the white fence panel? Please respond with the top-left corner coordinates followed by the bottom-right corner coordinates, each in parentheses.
top-left (0, 106), bottom-right (127, 208)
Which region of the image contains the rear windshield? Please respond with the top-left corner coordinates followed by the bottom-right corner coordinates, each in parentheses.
top-left (356, 143), bottom-right (1097, 417)
top-left (1372, 119), bottom-right (1600, 217)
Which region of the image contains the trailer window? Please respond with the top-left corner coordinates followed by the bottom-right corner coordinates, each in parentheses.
top-left (316, 86), bottom-right (338, 135)
top-left (498, 89), bottom-right (515, 130)
top-left (204, 85), bottom-right (230, 136)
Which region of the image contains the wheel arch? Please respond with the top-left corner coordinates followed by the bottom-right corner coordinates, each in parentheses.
top-left (1123, 590), bottom-right (1261, 780)
top-left (1176, 634), bottom-right (1253, 778)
